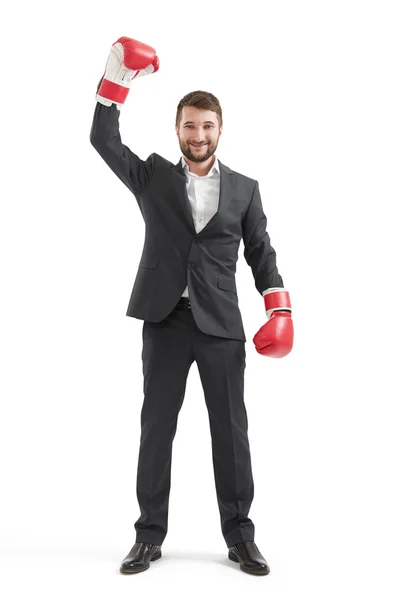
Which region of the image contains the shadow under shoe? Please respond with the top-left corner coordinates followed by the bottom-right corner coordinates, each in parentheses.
top-left (228, 541), bottom-right (270, 576)
top-left (120, 542), bottom-right (162, 574)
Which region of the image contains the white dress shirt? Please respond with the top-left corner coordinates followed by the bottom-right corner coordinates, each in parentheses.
top-left (180, 154), bottom-right (220, 298)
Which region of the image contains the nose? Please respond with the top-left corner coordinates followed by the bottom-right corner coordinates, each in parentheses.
top-left (190, 127), bottom-right (208, 143)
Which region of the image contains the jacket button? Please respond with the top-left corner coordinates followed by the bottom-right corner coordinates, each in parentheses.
top-left (193, 238), bottom-right (198, 243)
top-left (188, 262), bottom-right (195, 269)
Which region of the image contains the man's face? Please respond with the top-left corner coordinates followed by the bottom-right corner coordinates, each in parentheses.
top-left (176, 106), bottom-right (222, 163)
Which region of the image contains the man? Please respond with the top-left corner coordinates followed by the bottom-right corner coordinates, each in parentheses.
top-left (90, 37), bottom-right (294, 577)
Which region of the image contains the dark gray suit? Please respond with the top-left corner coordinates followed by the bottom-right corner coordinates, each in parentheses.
top-left (90, 100), bottom-right (284, 547)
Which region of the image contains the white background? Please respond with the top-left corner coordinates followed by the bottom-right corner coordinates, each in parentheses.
top-left (1, 0), bottom-right (399, 597)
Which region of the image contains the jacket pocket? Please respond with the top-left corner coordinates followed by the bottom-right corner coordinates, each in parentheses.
top-left (138, 254), bottom-right (159, 269)
top-left (217, 274), bottom-right (237, 295)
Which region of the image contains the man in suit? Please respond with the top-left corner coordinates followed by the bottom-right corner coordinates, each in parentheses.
top-left (90, 37), bottom-right (293, 576)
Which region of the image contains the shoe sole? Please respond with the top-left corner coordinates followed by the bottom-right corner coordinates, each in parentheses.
top-left (120, 550), bottom-right (162, 574)
top-left (228, 551), bottom-right (270, 576)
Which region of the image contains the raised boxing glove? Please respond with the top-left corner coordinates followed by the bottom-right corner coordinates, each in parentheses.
top-left (97, 36), bottom-right (159, 107)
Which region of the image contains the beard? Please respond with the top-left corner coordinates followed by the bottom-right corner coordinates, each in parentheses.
top-left (178, 138), bottom-right (219, 163)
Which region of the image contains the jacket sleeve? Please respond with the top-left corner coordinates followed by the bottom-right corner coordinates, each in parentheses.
top-left (89, 93), bottom-right (156, 194)
top-left (242, 180), bottom-right (284, 296)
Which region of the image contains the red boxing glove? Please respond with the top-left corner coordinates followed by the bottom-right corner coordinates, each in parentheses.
top-left (253, 288), bottom-right (293, 358)
top-left (97, 36), bottom-right (159, 107)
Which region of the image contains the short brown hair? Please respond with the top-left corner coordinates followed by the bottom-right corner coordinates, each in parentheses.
top-left (175, 90), bottom-right (223, 129)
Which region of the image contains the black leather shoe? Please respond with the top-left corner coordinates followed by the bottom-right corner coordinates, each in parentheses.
top-left (228, 541), bottom-right (270, 576)
top-left (120, 542), bottom-right (162, 574)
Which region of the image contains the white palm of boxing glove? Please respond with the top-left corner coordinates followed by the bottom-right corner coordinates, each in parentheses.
top-left (97, 37), bottom-right (159, 107)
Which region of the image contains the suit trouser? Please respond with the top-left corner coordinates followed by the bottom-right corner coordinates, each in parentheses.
top-left (134, 296), bottom-right (255, 548)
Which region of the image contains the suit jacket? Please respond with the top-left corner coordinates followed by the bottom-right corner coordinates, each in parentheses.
top-left (90, 101), bottom-right (284, 342)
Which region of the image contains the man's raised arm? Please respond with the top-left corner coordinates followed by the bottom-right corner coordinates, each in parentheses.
top-left (89, 37), bottom-right (159, 194)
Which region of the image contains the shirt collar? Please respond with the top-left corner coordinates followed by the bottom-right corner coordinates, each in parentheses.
top-left (181, 154), bottom-right (220, 176)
